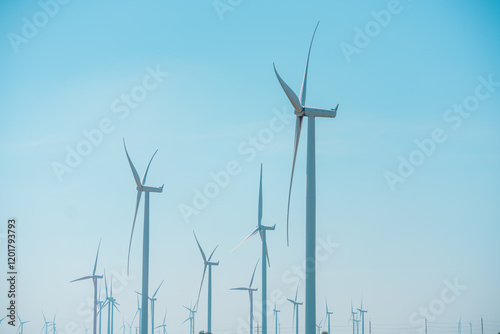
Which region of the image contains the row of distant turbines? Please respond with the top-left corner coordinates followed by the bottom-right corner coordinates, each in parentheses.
top-left (72, 21), bottom-right (338, 334)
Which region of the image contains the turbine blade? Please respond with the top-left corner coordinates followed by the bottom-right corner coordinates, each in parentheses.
top-left (70, 275), bottom-right (93, 283)
top-left (259, 230), bottom-right (271, 267)
top-left (142, 149), bottom-right (158, 184)
top-left (193, 231), bottom-right (207, 262)
top-left (208, 245), bottom-right (219, 261)
top-left (273, 64), bottom-right (303, 113)
top-left (258, 164), bottom-right (263, 226)
top-left (93, 238), bottom-right (101, 276)
top-left (249, 259), bottom-right (260, 288)
top-left (127, 190), bottom-right (142, 275)
top-left (123, 139), bottom-right (142, 188)
top-left (196, 264), bottom-right (207, 308)
top-left (231, 227), bottom-right (259, 252)
top-left (287, 116), bottom-right (303, 246)
top-left (299, 21), bottom-right (320, 106)
top-left (230, 287), bottom-right (249, 291)
top-left (152, 280), bottom-right (164, 298)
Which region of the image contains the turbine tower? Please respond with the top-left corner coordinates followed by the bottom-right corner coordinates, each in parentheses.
top-left (326, 301), bottom-right (333, 334)
top-left (124, 139), bottom-right (164, 334)
top-left (287, 284), bottom-right (304, 334)
top-left (273, 21), bottom-right (338, 334)
top-left (70, 240), bottom-right (103, 334)
top-left (42, 313), bottom-right (52, 334)
top-left (232, 164), bottom-right (275, 334)
top-left (273, 303), bottom-right (280, 334)
top-left (230, 260), bottom-right (260, 334)
top-left (194, 232), bottom-right (220, 334)
top-left (357, 300), bottom-right (367, 334)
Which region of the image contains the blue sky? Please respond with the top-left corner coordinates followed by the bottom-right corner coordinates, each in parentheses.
top-left (0, 1), bottom-right (499, 334)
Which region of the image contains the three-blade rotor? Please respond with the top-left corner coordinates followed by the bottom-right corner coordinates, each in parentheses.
top-left (273, 21), bottom-right (339, 246)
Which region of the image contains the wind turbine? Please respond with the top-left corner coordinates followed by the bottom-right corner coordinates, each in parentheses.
top-left (230, 260), bottom-right (260, 334)
top-left (155, 311), bottom-right (167, 334)
top-left (287, 284), bottom-right (304, 334)
top-left (273, 21), bottom-right (338, 334)
top-left (273, 303), bottom-right (280, 334)
top-left (194, 232), bottom-right (220, 334)
top-left (458, 317), bottom-right (462, 334)
top-left (70, 240), bottom-right (103, 334)
top-left (182, 308), bottom-right (194, 334)
top-left (325, 302), bottom-right (333, 334)
top-left (150, 281), bottom-right (164, 334)
top-left (119, 318), bottom-right (126, 334)
top-left (232, 164), bottom-right (275, 334)
top-left (124, 140), bottom-right (164, 334)
top-left (349, 303), bottom-right (357, 334)
top-left (126, 308), bottom-right (139, 334)
top-left (357, 300), bottom-right (367, 334)
top-left (42, 313), bottom-right (52, 334)
top-left (469, 321), bottom-right (472, 334)
top-left (316, 318), bottom-right (324, 334)
top-left (136, 281), bottom-right (164, 334)
top-left (104, 273), bottom-right (120, 334)
top-left (183, 303), bottom-right (197, 334)
top-left (17, 315), bottom-right (29, 334)
top-left (52, 314), bottom-right (58, 334)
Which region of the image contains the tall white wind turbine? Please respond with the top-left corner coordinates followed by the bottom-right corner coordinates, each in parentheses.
top-left (230, 260), bottom-right (260, 334)
top-left (232, 164), bottom-right (275, 334)
top-left (273, 21), bottom-right (338, 334)
top-left (287, 285), bottom-right (304, 334)
top-left (124, 139), bottom-right (164, 334)
top-left (155, 311), bottom-right (167, 334)
top-left (194, 232), bottom-right (219, 334)
top-left (70, 240), bottom-right (103, 334)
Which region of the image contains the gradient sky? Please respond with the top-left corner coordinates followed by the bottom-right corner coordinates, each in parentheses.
top-left (1, 1), bottom-right (499, 334)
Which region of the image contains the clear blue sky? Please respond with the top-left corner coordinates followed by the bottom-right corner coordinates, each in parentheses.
top-left (1, 1), bottom-right (499, 334)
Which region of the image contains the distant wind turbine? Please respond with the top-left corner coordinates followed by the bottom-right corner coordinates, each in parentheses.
top-left (287, 284), bottom-right (303, 334)
top-left (273, 21), bottom-right (338, 334)
top-left (136, 281), bottom-right (164, 334)
top-left (126, 307), bottom-right (139, 334)
top-left (104, 273), bottom-right (120, 334)
top-left (232, 164), bottom-right (275, 334)
top-left (17, 314), bottom-right (29, 334)
top-left (194, 232), bottom-right (220, 334)
top-left (316, 318), bottom-right (324, 334)
top-left (230, 259), bottom-right (260, 334)
top-left (326, 301), bottom-right (333, 334)
top-left (357, 300), bottom-right (367, 334)
top-left (42, 313), bottom-right (51, 334)
top-left (155, 311), bottom-right (167, 334)
top-left (273, 303), bottom-right (280, 334)
top-left (349, 302), bottom-right (357, 334)
top-left (124, 139), bottom-right (164, 334)
top-left (183, 303), bottom-right (196, 334)
top-left (70, 240), bottom-right (103, 334)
